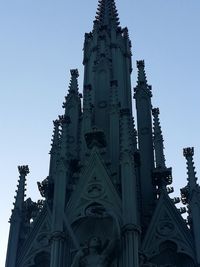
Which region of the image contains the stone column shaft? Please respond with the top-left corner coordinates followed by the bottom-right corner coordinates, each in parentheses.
top-left (122, 225), bottom-right (140, 267)
top-left (50, 231), bottom-right (66, 267)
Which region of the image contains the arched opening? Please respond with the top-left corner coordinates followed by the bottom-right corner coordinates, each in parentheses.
top-left (150, 241), bottom-right (195, 267)
top-left (32, 251), bottom-right (50, 267)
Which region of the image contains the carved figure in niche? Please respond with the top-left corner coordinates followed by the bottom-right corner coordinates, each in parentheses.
top-left (71, 205), bottom-right (119, 267)
top-left (71, 235), bottom-right (118, 267)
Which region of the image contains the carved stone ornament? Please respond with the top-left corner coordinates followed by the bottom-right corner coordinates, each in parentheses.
top-left (98, 101), bottom-right (107, 108)
top-left (157, 221), bottom-right (175, 237)
top-left (86, 183), bottom-right (104, 198)
top-left (50, 231), bottom-right (66, 243)
top-left (36, 233), bottom-right (49, 247)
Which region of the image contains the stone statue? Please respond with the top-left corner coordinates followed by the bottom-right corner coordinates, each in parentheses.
top-left (71, 235), bottom-right (117, 267)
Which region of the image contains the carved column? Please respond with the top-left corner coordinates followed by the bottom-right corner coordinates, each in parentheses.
top-left (120, 109), bottom-right (140, 267)
top-left (109, 80), bottom-right (120, 177)
top-left (50, 116), bottom-right (70, 267)
top-left (121, 224), bottom-right (140, 267)
top-left (50, 231), bottom-right (66, 267)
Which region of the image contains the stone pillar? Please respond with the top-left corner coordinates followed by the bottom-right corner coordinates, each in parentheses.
top-left (120, 109), bottom-right (140, 267)
top-left (50, 231), bottom-right (66, 267)
top-left (134, 60), bottom-right (155, 227)
top-left (121, 224), bottom-right (140, 267)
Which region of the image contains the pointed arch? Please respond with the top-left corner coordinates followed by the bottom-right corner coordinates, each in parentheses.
top-left (150, 240), bottom-right (196, 267)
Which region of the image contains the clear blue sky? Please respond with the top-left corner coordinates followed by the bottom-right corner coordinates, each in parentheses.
top-left (0, 0), bottom-right (200, 265)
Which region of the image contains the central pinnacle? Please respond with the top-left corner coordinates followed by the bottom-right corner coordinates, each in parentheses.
top-left (95, 0), bottom-right (120, 28)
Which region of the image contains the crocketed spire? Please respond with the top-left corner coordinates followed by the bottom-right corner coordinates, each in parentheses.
top-left (95, 0), bottom-right (120, 28)
top-left (50, 119), bottom-right (61, 156)
top-left (68, 69), bottom-right (79, 94)
top-left (63, 69), bottom-right (80, 113)
top-left (152, 108), bottom-right (166, 169)
top-left (136, 60), bottom-right (148, 86)
top-left (14, 166), bottom-right (29, 210)
top-left (181, 147), bottom-right (198, 206)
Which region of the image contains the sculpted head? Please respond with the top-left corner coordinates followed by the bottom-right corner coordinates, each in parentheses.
top-left (88, 236), bottom-right (102, 250)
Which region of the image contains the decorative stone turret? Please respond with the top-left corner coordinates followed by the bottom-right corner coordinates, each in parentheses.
top-left (5, 166), bottom-right (29, 267)
top-left (134, 60), bottom-right (155, 229)
top-left (152, 108), bottom-right (172, 193)
top-left (152, 108), bottom-right (166, 169)
top-left (37, 120), bottom-right (61, 201)
top-left (64, 69), bottom-right (79, 98)
top-left (184, 147), bottom-right (198, 190)
top-left (14, 165), bottom-right (29, 210)
top-left (181, 147), bottom-right (200, 264)
top-left (49, 119), bottom-right (61, 178)
top-left (62, 70), bottom-right (81, 160)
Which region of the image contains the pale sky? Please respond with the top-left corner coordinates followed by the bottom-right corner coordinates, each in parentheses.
top-left (0, 0), bottom-right (200, 266)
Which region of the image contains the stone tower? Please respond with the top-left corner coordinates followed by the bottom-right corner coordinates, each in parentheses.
top-left (5, 1), bottom-right (200, 267)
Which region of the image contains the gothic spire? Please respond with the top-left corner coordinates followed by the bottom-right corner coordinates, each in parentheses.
top-left (59, 115), bottom-right (71, 160)
top-left (6, 166), bottom-right (29, 267)
top-left (183, 147), bottom-right (198, 190)
top-left (48, 119), bottom-right (61, 181)
top-left (152, 108), bottom-right (172, 193)
top-left (95, 0), bottom-right (120, 29)
top-left (181, 147), bottom-right (198, 206)
top-left (50, 119), bottom-right (61, 156)
top-left (14, 165), bottom-right (29, 211)
top-left (50, 116), bottom-right (71, 267)
top-left (68, 69), bottom-right (79, 94)
top-left (182, 148), bottom-right (200, 264)
top-left (134, 60), bottom-right (152, 99)
top-left (63, 69), bottom-right (79, 113)
top-left (152, 108), bottom-right (166, 169)
top-left (136, 60), bottom-right (148, 87)
top-left (134, 60), bottom-right (155, 226)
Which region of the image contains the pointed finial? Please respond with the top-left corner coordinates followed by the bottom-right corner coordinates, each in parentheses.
top-left (152, 108), bottom-right (173, 192)
top-left (181, 147), bottom-right (198, 205)
top-left (50, 119), bottom-right (61, 155)
top-left (18, 165), bottom-right (29, 176)
top-left (152, 108), bottom-right (166, 169)
top-left (69, 69), bottom-right (79, 93)
top-left (134, 60), bottom-right (152, 98)
top-left (63, 69), bottom-right (80, 110)
top-left (59, 115), bottom-right (71, 125)
top-left (95, 0), bottom-right (120, 29)
top-left (136, 60), bottom-right (148, 86)
top-left (14, 165), bottom-right (29, 210)
top-left (183, 147), bottom-right (198, 190)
